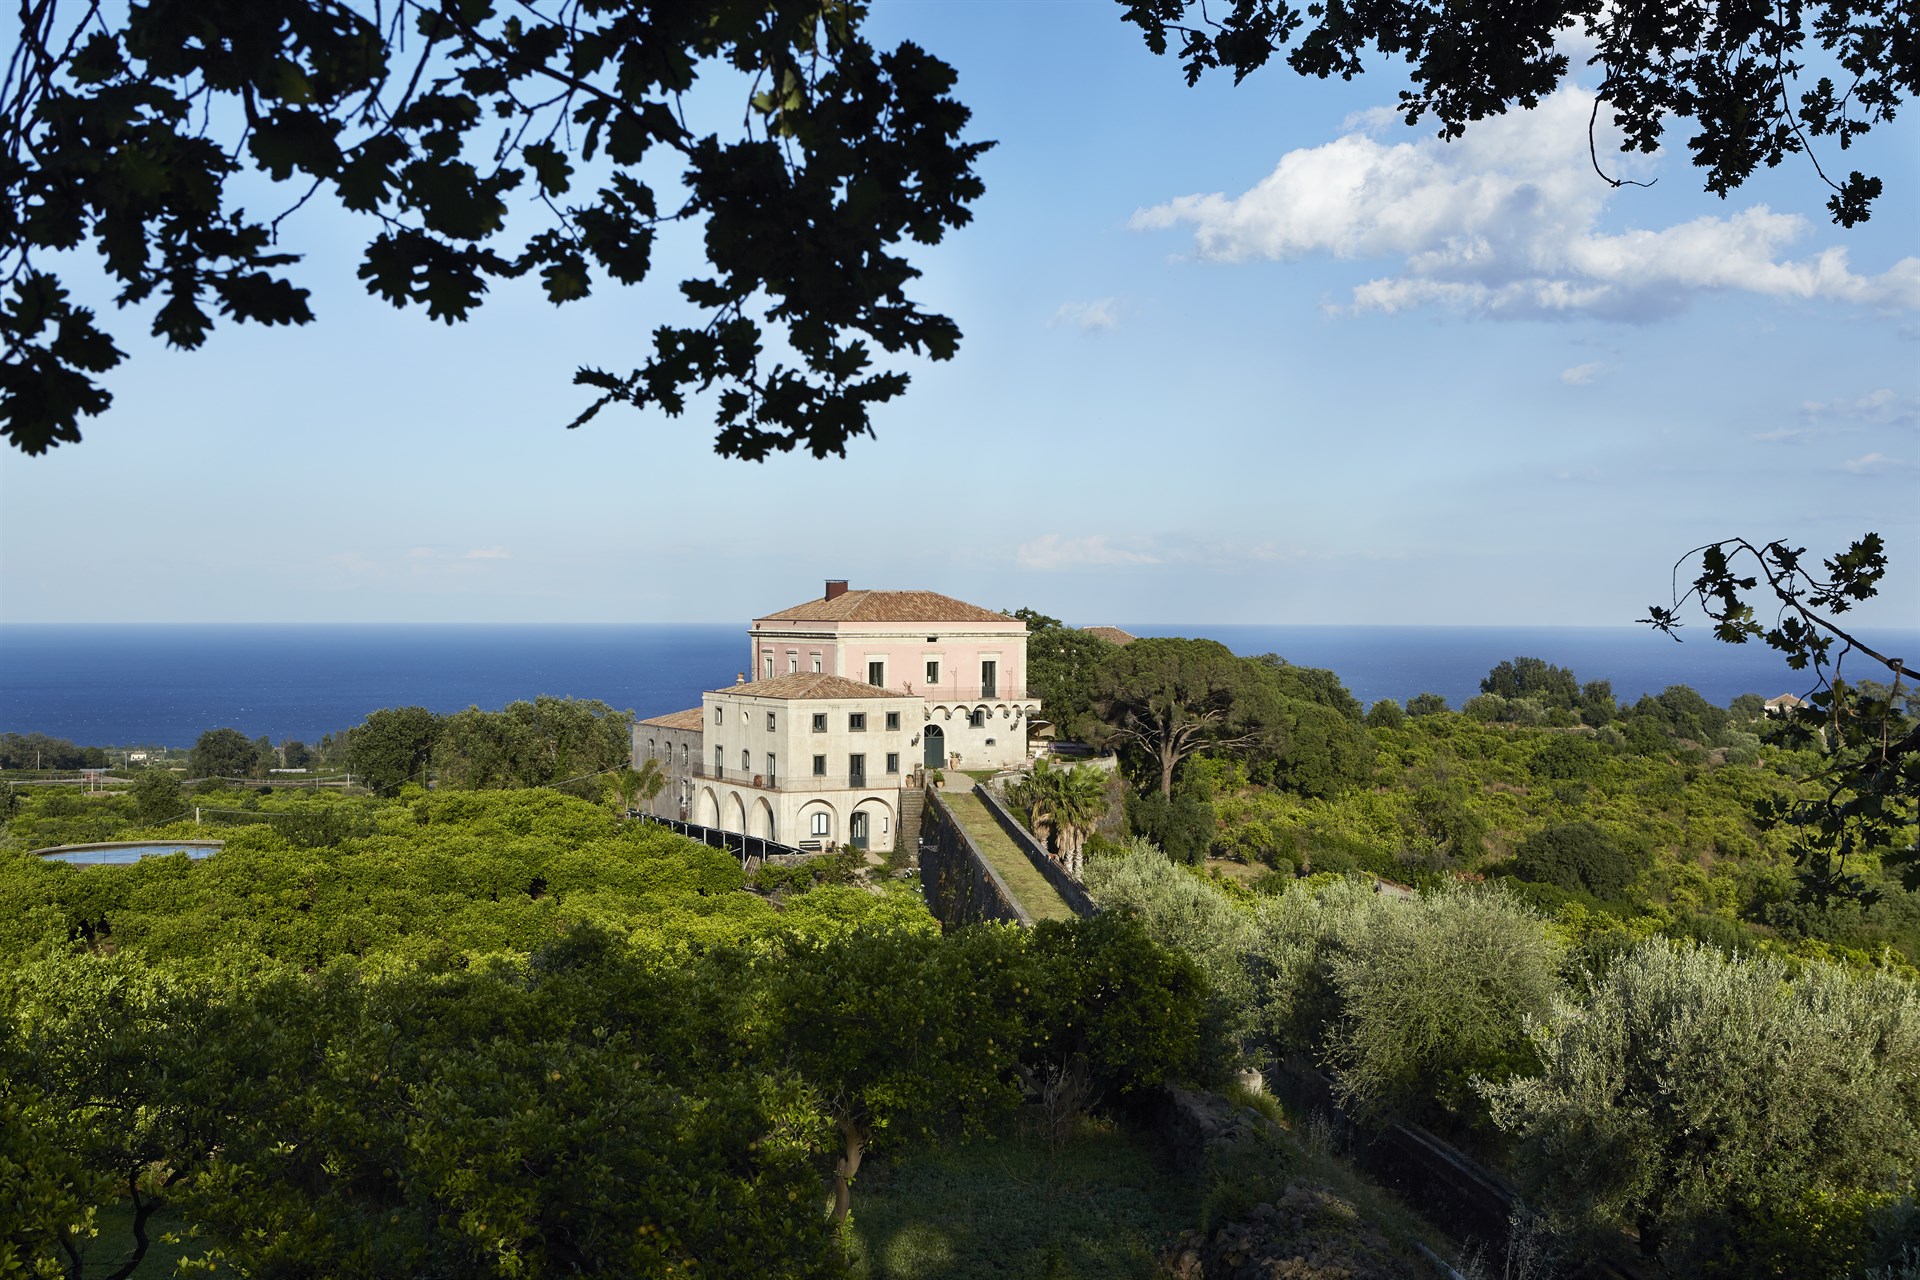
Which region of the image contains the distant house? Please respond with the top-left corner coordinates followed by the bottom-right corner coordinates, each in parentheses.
top-left (1082, 626), bottom-right (1137, 646)
top-left (1764, 693), bottom-right (1808, 717)
top-left (633, 581), bottom-right (1041, 854)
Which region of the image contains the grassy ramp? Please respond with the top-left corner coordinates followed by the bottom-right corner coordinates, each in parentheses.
top-left (939, 790), bottom-right (1075, 922)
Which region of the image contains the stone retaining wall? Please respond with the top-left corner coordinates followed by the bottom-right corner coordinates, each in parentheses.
top-left (919, 787), bottom-right (1031, 928)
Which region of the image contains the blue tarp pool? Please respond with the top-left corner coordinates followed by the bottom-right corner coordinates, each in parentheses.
top-left (34, 841), bottom-right (223, 865)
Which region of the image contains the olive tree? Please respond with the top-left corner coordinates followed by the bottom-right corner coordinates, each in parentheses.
top-left (1484, 938), bottom-right (1920, 1271)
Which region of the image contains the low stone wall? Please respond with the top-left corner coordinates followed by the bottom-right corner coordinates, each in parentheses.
top-left (1269, 1056), bottom-right (1517, 1250)
top-left (1150, 1084), bottom-right (1283, 1175)
top-left (971, 782), bottom-right (1100, 917)
top-left (919, 787), bottom-right (1032, 928)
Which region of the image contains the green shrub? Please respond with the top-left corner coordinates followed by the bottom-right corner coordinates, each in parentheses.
top-left (1511, 821), bottom-right (1641, 903)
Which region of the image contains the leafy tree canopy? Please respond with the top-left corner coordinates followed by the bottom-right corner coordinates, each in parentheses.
top-left (1013, 608), bottom-right (1117, 743)
top-left (2, 0), bottom-right (989, 456)
top-left (187, 727), bottom-right (258, 780)
top-left (1118, 0), bottom-right (1907, 226)
top-left (347, 705), bottom-right (442, 796)
top-left (1482, 656), bottom-right (1580, 709)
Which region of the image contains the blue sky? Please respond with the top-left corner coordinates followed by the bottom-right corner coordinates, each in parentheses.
top-left (2, 1), bottom-right (1916, 629)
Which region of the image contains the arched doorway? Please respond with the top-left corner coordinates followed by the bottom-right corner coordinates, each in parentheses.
top-left (753, 798), bottom-right (776, 841)
top-left (923, 722), bottom-right (944, 769)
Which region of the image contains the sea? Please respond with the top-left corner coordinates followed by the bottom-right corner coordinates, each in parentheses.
top-left (2, 623), bottom-right (1914, 749)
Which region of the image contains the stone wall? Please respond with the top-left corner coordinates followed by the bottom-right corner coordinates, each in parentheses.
top-left (918, 787), bottom-right (1031, 928)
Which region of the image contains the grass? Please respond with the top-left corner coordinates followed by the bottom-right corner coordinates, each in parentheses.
top-left (848, 1112), bottom-right (1203, 1280)
top-left (76, 1200), bottom-right (202, 1278)
top-left (940, 790), bottom-right (1075, 921)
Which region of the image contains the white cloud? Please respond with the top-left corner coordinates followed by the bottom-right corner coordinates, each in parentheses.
top-left (1051, 299), bottom-right (1120, 331)
top-left (1016, 534), bottom-right (1160, 570)
top-left (1132, 88), bottom-right (1920, 321)
top-left (1801, 388), bottom-right (1919, 428)
top-left (1840, 452), bottom-right (1911, 474)
top-left (1560, 361), bottom-right (1607, 385)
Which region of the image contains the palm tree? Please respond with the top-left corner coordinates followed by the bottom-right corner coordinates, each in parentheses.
top-left (608, 758), bottom-right (666, 814)
top-left (1010, 758), bottom-right (1110, 879)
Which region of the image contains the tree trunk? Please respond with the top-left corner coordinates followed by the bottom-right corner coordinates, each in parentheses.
top-left (829, 1118), bottom-right (868, 1224)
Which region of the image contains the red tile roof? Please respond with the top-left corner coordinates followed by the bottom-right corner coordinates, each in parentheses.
top-left (757, 589), bottom-right (1017, 625)
top-left (711, 673), bottom-right (914, 700)
top-left (638, 708), bottom-right (706, 730)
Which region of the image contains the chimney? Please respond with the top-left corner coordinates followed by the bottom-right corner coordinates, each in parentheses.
top-left (825, 579), bottom-right (849, 601)
top-left (736, 672), bottom-right (745, 684)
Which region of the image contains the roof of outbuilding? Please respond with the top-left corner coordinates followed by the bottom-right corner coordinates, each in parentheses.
top-left (710, 672), bottom-right (915, 700)
top-left (756, 589), bottom-right (1017, 625)
top-left (637, 708), bottom-right (706, 730)
top-left (1082, 626), bottom-right (1137, 646)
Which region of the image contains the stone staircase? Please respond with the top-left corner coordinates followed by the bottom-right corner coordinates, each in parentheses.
top-left (898, 785), bottom-right (926, 866)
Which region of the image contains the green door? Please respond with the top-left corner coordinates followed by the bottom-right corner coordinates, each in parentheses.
top-left (923, 723), bottom-right (944, 769)
top-left (850, 811), bottom-right (869, 850)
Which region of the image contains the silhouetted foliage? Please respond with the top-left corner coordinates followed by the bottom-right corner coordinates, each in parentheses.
top-left (3, 0), bottom-right (990, 457)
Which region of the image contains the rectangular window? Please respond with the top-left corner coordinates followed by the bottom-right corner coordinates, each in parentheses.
top-left (741, 749), bottom-right (750, 771)
top-left (811, 713), bottom-right (827, 732)
top-left (763, 656), bottom-right (773, 678)
top-left (885, 712), bottom-right (900, 731)
top-left (811, 812), bottom-right (829, 837)
top-left (766, 753), bottom-right (776, 784)
top-left (849, 753), bottom-right (866, 784)
top-left (867, 660), bottom-right (885, 686)
top-left (787, 652), bottom-right (798, 673)
top-left (885, 753), bottom-right (899, 774)
top-left (981, 660), bottom-right (998, 698)
top-left (766, 712), bottom-right (776, 732)
top-left (811, 653), bottom-right (822, 673)
top-left (849, 713), bottom-right (866, 732)
top-left (926, 660), bottom-right (940, 684)
top-left (681, 744), bottom-right (688, 766)
top-left (713, 747), bottom-right (723, 775)
top-left (713, 706), bottom-right (722, 725)
top-left (812, 755), bottom-right (827, 777)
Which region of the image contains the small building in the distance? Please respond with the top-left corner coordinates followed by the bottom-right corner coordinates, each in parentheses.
top-left (633, 581), bottom-right (1042, 853)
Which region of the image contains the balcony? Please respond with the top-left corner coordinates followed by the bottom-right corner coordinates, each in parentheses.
top-left (689, 764), bottom-right (901, 792)
top-left (909, 683), bottom-right (1033, 704)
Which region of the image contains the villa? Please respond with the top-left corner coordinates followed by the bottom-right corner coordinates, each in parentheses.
top-left (632, 581), bottom-right (1041, 854)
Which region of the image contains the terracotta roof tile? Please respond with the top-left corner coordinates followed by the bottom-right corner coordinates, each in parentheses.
top-left (757, 589), bottom-right (1017, 625)
top-left (710, 672), bottom-right (914, 700)
top-left (638, 707), bottom-right (706, 730)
